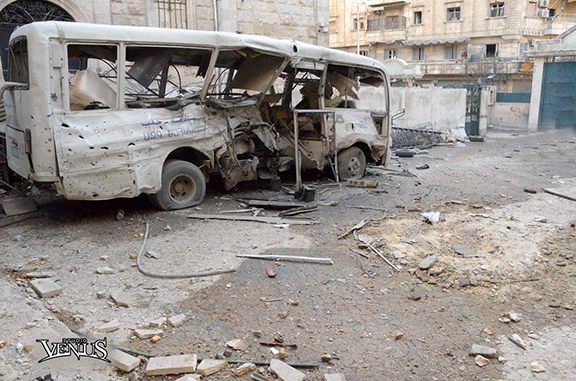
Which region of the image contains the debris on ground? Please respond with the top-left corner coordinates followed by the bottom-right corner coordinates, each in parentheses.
top-left (469, 344), bottom-right (497, 358)
top-left (475, 355), bottom-right (489, 367)
top-left (197, 359), bottom-right (228, 376)
top-left (266, 264), bottom-right (278, 278)
top-left (236, 254), bottom-right (334, 265)
top-left (269, 359), bottom-right (306, 381)
top-left (188, 213), bottom-right (317, 225)
top-left (345, 179), bottom-right (378, 188)
top-left (508, 334), bottom-right (527, 350)
top-left (109, 349), bottom-right (141, 372)
top-left (531, 362), bottom-right (546, 373)
top-left (227, 339), bottom-right (249, 351)
top-left (29, 279), bottom-right (62, 298)
top-left (145, 354), bottom-right (198, 376)
top-left (235, 362), bottom-right (256, 376)
top-left (168, 314), bottom-right (188, 327)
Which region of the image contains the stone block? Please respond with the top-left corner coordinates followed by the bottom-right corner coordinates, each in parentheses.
top-left (30, 279), bottom-right (62, 298)
top-left (145, 354), bottom-right (198, 376)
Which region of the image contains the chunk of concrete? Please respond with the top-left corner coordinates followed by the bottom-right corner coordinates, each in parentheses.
top-left (168, 314), bottom-right (188, 327)
top-left (227, 338), bottom-right (248, 351)
top-left (26, 271), bottom-right (55, 278)
top-left (110, 291), bottom-right (133, 307)
top-left (30, 279), bottom-right (62, 298)
top-left (197, 359), bottom-right (228, 376)
top-left (418, 255), bottom-right (438, 270)
top-left (508, 334), bottom-right (527, 350)
top-left (145, 354), bottom-right (197, 376)
top-left (324, 374), bottom-right (347, 381)
top-left (469, 344), bottom-right (497, 358)
top-left (149, 317), bottom-right (167, 328)
top-left (96, 319), bottom-right (120, 333)
top-left (135, 329), bottom-right (163, 339)
top-left (269, 359), bottom-right (305, 381)
top-left (234, 362), bottom-right (256, 377)
top-left (96, 267), bottom-right (114, 274)
top-left (110, 349), bottom-right (141, 372)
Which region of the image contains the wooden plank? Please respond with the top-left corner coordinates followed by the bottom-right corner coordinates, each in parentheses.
top-left (188, 214), bottom-right (317, 225)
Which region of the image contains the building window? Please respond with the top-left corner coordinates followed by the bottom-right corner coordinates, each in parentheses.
top-left (155, 0), bottom-right (187, 29)
top-left (353, 17), bottom-right (365, 30)
top-left (490, 3), bottom-right (505, 18)
top-left (485, 43), bottom-right (498, 57)
top-left (414, 11), bottom-right (423, 25)
top-left (444, 45), bottom-right (458, 60)
top-left (359, 50), bottom-right (368, 56)
top-left (447, 7), bottom-right (461, 21)
top-left (412, 47), bottom-right (425, 61)
top-left (385, 49), bottom-right (397, 59)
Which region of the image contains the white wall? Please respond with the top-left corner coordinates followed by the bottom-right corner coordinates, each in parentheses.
top-left (357, 86), bottom-right (467, 132)
top-left (488, 102), bottom-right (530, 129)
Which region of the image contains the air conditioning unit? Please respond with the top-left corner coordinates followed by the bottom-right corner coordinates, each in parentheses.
top-left (538, 0), bottom-right (550, 8)
top-left (539, 9), bottom-right (550, 17)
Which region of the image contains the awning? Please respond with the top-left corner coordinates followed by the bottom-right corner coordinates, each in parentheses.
top-left (404, 37), bottom-right (470, 46)
top-left (370, 40), bottom-right (405, 46)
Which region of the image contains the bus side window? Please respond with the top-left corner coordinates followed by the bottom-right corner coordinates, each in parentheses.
top-left (67, 44), bottom-right (119, 111)
top-left (124, 46), bottom-right (212, 109)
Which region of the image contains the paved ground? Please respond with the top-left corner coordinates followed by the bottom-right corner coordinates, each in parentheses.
top-left (1, 128), bottom-right (575, 380)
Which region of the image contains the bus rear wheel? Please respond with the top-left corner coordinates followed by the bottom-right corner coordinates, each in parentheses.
top-left (149, 160), bottom-right (206, 210)
top-left (337, 146), bottom-right (366, 180)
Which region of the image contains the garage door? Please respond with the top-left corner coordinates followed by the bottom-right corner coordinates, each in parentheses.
top-left (539, 61), bottom-right (576, 130)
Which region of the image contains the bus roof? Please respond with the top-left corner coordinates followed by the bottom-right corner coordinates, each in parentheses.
top-left (12, 21), bottom-right (388, 78)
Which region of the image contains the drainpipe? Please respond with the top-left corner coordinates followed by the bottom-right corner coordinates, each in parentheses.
top-left (213, 0), bottom-right (219, 31)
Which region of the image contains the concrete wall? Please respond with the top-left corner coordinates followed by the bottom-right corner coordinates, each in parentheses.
top-left (488, 102), bottom-right (530, 129)
top-left (1, 0), bottom-right (328, 46)
top-left (358, 86), bottom-right (466, 132)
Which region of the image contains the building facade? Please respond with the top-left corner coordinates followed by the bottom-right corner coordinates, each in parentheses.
top-left (0, 0), bottom-right (329, 72)
top-left (329, 0), bottom-right (576, 85)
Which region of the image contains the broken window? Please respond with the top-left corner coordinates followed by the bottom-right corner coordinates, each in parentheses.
top-left (485, 44), bottom-right (498, 58)
top-left (124, 46), bottom-right (212, 109)
top-left (8, 37), bottom-right (29, 86)
top-left (204, 48), bottom-right (285, 106)
top-left (325, 64), bottom-right (385, 110)
top-left (67, 44), bottom-right (119, 111)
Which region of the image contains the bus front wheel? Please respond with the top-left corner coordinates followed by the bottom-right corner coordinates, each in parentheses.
top-left (149, 160), bottom-right (206, 211)
top-left (337, 146), bottom-right (366, 180)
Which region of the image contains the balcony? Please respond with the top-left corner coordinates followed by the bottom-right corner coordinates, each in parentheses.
top-left (410, 58), bottom-right (533, 77)
top-left (367, 16), bottom-right (407, 31)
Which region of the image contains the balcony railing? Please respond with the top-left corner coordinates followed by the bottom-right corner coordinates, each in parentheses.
top-left (367, 16), bottom-right (406, 31)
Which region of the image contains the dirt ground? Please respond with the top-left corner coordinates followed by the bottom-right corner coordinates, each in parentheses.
top-left (1, 128), bottom-right (575, 380)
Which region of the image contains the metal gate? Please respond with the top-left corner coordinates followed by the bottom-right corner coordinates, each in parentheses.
top-left (464, 85), bottom-right (481, 136)
top-left (539, 61), bottom-right (576, 130)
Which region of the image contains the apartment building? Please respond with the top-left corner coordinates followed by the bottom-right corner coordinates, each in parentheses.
top-left (329, 0), bottom-right (576, 85)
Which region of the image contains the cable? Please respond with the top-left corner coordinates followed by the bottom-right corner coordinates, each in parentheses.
top-left (136, 222), bottom-right (236, 279)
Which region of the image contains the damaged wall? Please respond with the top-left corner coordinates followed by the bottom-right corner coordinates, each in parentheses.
top-left (30, 0), bottom-right (328, 46)
top-left (357, 86), bottom-right (466, 132)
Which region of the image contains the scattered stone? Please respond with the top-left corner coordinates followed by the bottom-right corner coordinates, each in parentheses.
top-left (269, 359), bottom-right (305, 381)
top-left (509, 334), bottom-right (527, 350)
top-left (395, 332), bottom-right (404, 340)
top-left (26, 271), bottom-right (55, 279)
top-left (235, 362), bottom-right (256, 377)
top-left (458, 275), bottom-right (471, 288)
top-left (111, 291), bottom-right (133, 307)
top-left (135, 329), bottom-right (163, 339)
top-left (454, 245), bottom-right (474, 256)
top-left (508, 312), bottom-right (522, 322)
top-left (524, 188), bottom-right (537, 194)
top-left (428, 266), bottom-right (444, 276)
top-left (227, 339), bottom-right (248, 351)
top-left (149, 317), bottom-right (167, 328)
top-left (110, 349), bottom-right (141, 372)
top-left (469, 344), bottom-right (497, 358)
top-left (498, 356), bottom-right (508, 364)
top-left (324, 374), bottom-right (347, 381)
top-left (418, 255), bottom-right (438, 270)
top-left (392, 251), bottom-right (406, 259)
top-left (197, 359), bottom-right (228, 376)
top-left (252, 330), bottom-right (263, 338)
top-left (96, 267), bottom-right (114, 275)
top-left (499, 317), bottom-right (511, 324)
top-left (99, 255), bottom-right (108, 261)
top-left (0, 340), bottom-right (6, 348)
top-left (475, 355), bottom-right (489, 367)
top-left (483, 328), bottom-right (494, 335)
top-left (145, 354), bottom-right (198, 376)
top-left (96, 291), bottom-right (108, 299)
top-left (407, 289), bottom-right (423, 301)
top-left (565, 305), bottom-right (574, 311)
top-left (278, 347), bottom-right (287, 360)
top-left (150, 335), bottom-right (162, 343)
top-left (30, 279), bottom-right (62, 298)
top-left (531, 362), bottom-right (546, 373)
top-left (549, 303), bottom-right (561, 308)
top-left (321, 353), bottom-right (332, 363)
top-left (168, 314), bottom-right (188, 327)
top-left (289, 299), bottom-right (299, 306)
top-left (528, 333), bottom-right (539, 340)
top-left (96, 319), bottom-right (120, 333)
top-left (174, 375), bottom-right (201, 381)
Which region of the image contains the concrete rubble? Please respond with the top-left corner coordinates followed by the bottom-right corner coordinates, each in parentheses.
top-left (196, 359), bottom-right (228, 376)
top-left (145, 354), bottom-right (198, 376)
top-left (269, 359), bottom-right (306, 381)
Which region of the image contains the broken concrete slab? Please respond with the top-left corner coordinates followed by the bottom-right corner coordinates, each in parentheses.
top-left (145, 354), bottom-right (197, 376)
top-left (324, 374), bottom-right (347, 381)
top-left (227, 338), bottom-right (248, 351)
top-left (134, 329), bottom-right (163, 339)
top-left (197, 359), bottom-right (228, 376)
top-left (110, 291), bottom-right (133, 307)
top-left (30, 279), bottom-right (62, 298)
top-left (418, 255), bottom-right (438, 270)
top-left (96, 319), bottom-right (120, 333)
top-left (469, 344), bottom-right (497, 358)
top-left (269, 359), bottom-right (305, 381)
top-left (109, 349), bottom-right (141, 372)
top-left (168, 314), bottom-right (187, 327)
top-left (25, 271), bottom-right (56, 279)
top-left (149, 317), bottom-right (167, 328)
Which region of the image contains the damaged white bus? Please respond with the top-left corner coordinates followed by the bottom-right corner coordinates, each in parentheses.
top-left (2, 22), bottom-right (391, 210)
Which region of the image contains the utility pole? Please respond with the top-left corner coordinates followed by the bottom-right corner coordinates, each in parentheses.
top-left (356, 1), bottom-right (366, 55)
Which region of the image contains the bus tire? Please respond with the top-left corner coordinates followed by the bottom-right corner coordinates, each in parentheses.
top-left (337, 146), bottom-right (366, 180)
top-left (149, 160), bottom-right (206, 211)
